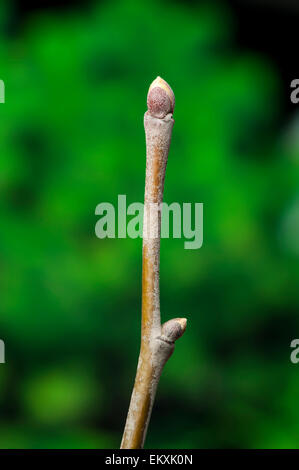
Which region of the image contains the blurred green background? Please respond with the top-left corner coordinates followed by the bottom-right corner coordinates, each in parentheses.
top-left (0, 0), bottom-right (299, 449)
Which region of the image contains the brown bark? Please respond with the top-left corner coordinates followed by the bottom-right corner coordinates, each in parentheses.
top-left (120, 77), bottom-right (187, 449)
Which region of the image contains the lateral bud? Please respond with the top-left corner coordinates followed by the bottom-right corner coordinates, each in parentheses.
top-left (161, 318), bottom-right (187, 344)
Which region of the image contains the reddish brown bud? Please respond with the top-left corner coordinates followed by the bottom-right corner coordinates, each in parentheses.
top-left (147, 76), bottom-right (175, 119)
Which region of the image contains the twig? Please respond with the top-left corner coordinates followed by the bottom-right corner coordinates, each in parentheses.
top-left (120, 77), bottom-right (187, 449)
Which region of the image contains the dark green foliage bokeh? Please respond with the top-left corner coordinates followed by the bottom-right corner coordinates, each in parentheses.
top-left (0, 0), bottom-right (298, 448)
